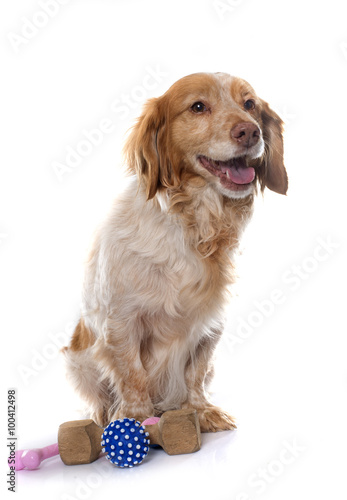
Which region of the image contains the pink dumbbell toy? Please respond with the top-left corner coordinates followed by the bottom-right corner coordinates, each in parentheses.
top-left (13, 443), bottom-right (59, 470)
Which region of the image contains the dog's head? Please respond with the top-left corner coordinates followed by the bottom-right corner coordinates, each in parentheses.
top-left (124, 72), bottom-right (288, 200)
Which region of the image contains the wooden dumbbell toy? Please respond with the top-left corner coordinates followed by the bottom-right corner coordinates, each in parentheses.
top-left (11, 409), bottom-right (201, 470)
top-left (59, 409), bottom-right (201, 467)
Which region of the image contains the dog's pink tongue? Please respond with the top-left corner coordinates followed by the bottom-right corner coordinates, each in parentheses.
top-left (228, 165), bottom-right (255, 184)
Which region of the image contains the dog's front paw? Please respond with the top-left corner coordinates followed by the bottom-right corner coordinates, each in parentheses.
top-left (197, 406), bottom-right (237, 432)
top-left (110, 403), bottom-right (154, 425)
top-left (90, 408), bottom-right (109, 428)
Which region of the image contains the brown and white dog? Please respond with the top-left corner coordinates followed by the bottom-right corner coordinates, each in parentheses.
top-left (63, 72), bottom-right (288, 432)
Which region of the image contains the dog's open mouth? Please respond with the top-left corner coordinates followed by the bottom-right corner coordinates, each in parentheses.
top-left (198, 155), bottom-right (255, 190)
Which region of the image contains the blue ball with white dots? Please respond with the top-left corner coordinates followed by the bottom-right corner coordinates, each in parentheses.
top-left (101, 418), bottom-right (150, 468)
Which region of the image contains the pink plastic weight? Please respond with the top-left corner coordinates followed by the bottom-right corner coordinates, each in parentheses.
top-left (12, 443), bottom-right (59, 470)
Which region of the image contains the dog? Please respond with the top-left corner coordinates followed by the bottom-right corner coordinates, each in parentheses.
top-left (63, 72), bottom-right (288, 432)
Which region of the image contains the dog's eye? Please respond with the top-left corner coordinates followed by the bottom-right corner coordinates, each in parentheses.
top-left (244, 99), bottom-right (255, 111)
top-left (191, 102), bottom-right (207, 113)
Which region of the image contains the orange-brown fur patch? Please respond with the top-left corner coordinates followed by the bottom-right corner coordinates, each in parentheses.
top-left (69, 319), bottom-right (95, 352)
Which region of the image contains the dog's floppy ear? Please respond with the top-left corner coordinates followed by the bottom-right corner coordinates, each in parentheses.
top-left (258, 100), bottom-right (288, 195)
top-left (124, 97), bottom-right (178, 200)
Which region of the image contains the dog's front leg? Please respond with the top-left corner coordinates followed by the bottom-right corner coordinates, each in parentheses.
top-left (94, 328), bottom-right (154, 423)
top-left (183, 333), bottom-right (236, 432)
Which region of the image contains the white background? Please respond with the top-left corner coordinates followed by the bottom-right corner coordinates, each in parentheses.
top-left (1, 0), bottom-right (347, 499)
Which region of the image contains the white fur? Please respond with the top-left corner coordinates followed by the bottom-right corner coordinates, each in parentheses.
top-left (66, 179), bottom-right (232, 421)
